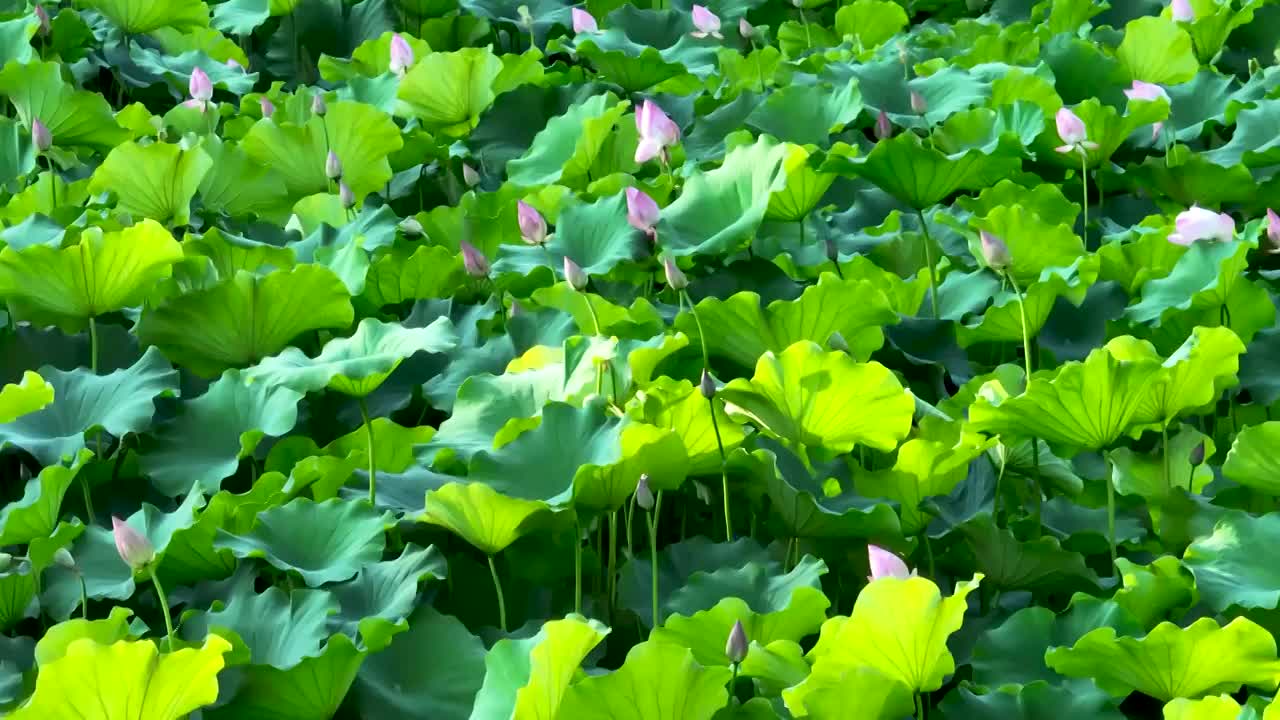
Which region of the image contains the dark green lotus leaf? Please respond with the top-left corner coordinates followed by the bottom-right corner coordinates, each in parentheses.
top-left (0, 118), bottom-right (35, 189)
top-left (469, 616), bottom-right (610, 720)
top-left (184, 583), bottom-right (338, 669)
top-left (560, 641), bottom-right (732, 719)
top-left (506, 92), bottom-right (631, 188)
top-left (351, 605), bottom-right (488, 720)
top-left (158, 474), bottom-right (287, 588)
top-left (417, 367), bottom-right (565, 462)
top-left (0, 61), bottom-right (128, 151)
top-left (0, 348), bottom-right (177, 466)
top-left (206, 633), bottom-right (367, 720)
top-left (0, 565), bottom-right (35, 632)
top-left (494, 192), bottom-right (643, 278)
top-left (746, 79), bottom-right (862, 148)
top-left (619, 536), bottom-right (774, 627)
top-left (128, 46), bottom-right (258, 97)
top-left (215, 497), bottom-right (393, 586)
top-left (264, 0), bottom-right (390, 80)
top-left (1125, 240), bottom-right (1249, 327)
top-left (1183, 510), bottom-right (1280, 613)
top-left (0, 449), bottom-right (91, 546)
top-left (945, 513), bottom-right (1101, 594)
top-left (1204, 99), bottom-right (1280, 168)
top-left (1039, 496), bottom-right (1146, 558)
top-left (0, 632), bottom-right (33, 709)
top-left (665, 553), bottom-right (827, 619)
top-left (1122, 148), bottom-right (1259, 209)
top-left (555, 6), bottom-right (721, 88)
top-left (212, 0), bottom-right (272, 34)
top-left (326, 544), bottom-right (446, 651)
top-left (940, 681), bottom-right (1126, 720)
top-left (1109, 425), bottom-right (1214, 503)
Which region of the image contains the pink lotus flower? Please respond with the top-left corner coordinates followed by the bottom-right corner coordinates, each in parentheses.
top-left (1125, 81), bottom-right (1170, 140)
top-left (225, 58), bottom-right (244, 70)
top-left (517, 200), bottom-right (548, 245)
top-left (564, 256), bottom-right (588, 290)
top-left (339, 181), bottom-right (355, 209)
top-left (572, 8), bottom-right (598, 33)
top-left (626, 187), bottom-right (659, 235)
top-left (390, 33), bottom-right (414, 75)
top-left (867, 544), bottom-right (914, 581)
top-left (31, 118), bottom-right (51, 153)
top-left (725, 620), bottom-right (748, 664)
top-left (635, 100), bottom-right (680, 164)
top-left (1054, 107), bottom-right (1099, 155)
top-left (112, 517), bottom-right (155, 571)
top-left (1167, 206), bottom-right (1235, 245)
top-left (312, 93), bottom-right (327, 116)
top-left (460, 240), bottom-right (491, 278)
top-left (1171, 0), bottom-right (1194, 22)
top-left (34, 5), bottom-right (49, 36)
top-left (325, 150), bottom-right (343, 180)
top-left (980, 230), bottom-right (1010, 271)
top-left (909, 90), bottom-right (927, 114)
top-left (184, 67), bottom-right (213, 112)
top-left (874, 110), bottom-right (892, 140)
top-left (662, 253), bottom-right (687, 289)
top-left (260, 97), bottom-right (276, 119)
top-left (739, 17), bottom-right (754, 38)
top-left (462, 163), bottom-right (480, 187)
top-left (1267, 209), bottom-right (1280, 254)
top-left (691, 5), bottom-right (723, 39)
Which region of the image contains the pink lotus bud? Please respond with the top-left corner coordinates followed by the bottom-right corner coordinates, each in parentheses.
top-left (460, 240), bottom-right (491, 278)
top-left (909, 90), bottom-right (927, 114)
top-left (635, 99), bottom-right (681, 164)
top-left (572, 7), bottom-right (598, 33)
top-left (635, 474), bottom-right (655, 510)
top-left (564, 256), bottom-right (588, 290)
top-left (739, 17), bottom-right (754, 38)
top-left (874, 109), bottom-right (892, 140)
top-left (725, 620), bottom-right (748, 664)
top-left (517, 200), bottom-right (548, 245)
top-left (699, 368), bottom-right (716, 399)
top-left (325, 150), bottom-right (343, 180)
top-left (1189, 440), bottom-right (1206, 466)
top-left (389, 33), bottom-right (414, 75)
top-left (1124, 80), bottom-right (1170, 104)
top-left (339, 181), bottom-right (355, 209)
top-left (112, 516), bottom-right (155, 571)
top-left (691, 5), bottom-right (723, 39)
top-left (1053, 107), bottom-right (1099, 154)
top-left (311, 93), bottom-right (327, 116)
top-left (980, 230), bottom-right (1010, 271)
top-left (1267, 209), bottom-right (1280, 254)
top-left (225, 58), bottom-right (244, 70)
top-left (462, 163), bottom-right (480, 187)
top-left (867, 544), bottom-right (913, 581)
top-left (189, 67), bottom-right (212, 105)
top-left (1171, 0), bottom-right (1194, 21)
top-left (260, 97), bottom-right (275, 119)
top-left (31, 118), bottom-right (51, 153)
top-left (34, 5), bottom-right (50, 36)
top-left (1167, 205), bottom-right (1235, 245)
top-left (626, 186), bottom-right (660, 235)
top-left (662, 253), bottom-right (687, 289)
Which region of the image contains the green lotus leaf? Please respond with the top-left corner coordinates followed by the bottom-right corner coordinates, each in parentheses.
top-left (966, 205), bottom-right (1083, 287)
top-left (362, 244), bottom-right (463, 307)
top-left (1184, 0), bottom-right (1263, 62)
top-left (133, 46), bottom-right (256, 99)
top-left (765, 144), bottom-right (838, 222)
top-left (945, 513), bottom-right (1101, 594)
top-left (1038, 98), bottom-right (1167, 169)
top-left (1109, 425), bottom-right (1215, 502)
top-left (0, 371), bottom-right (53, 424)
top-left (0, 449), bottom-right (90, 546)
top-left (0, 564), bottom-right (35, 631)
top-left (0, 61), bottom-right (128, 151)
top-left (659, 135), bottom-right (790, 257)
top-left (75, 0), bottom-right (210, 32)
top-left (33, 607), bottom-right (134, 668)
top-left (833, 0), bottom-right (909, 50)
top-left (212, 0), bottom-right (272, 34)
top-left (1045, 617), bottom-right (1280, 701)
top-left (240, 100), bottom-right (403, 202)
top-left (1162, 695), bottom-right (1248, 720)
top-left (628, 377), bottom-right (746, 476)
top-left (940, 682), bottom-right (1126, 720)
top-left (0, 219), bottom-right (183, 333)
top-left (184, 583), bottom-right (337, 669)
top-left (559, 640), bottom-right (731, 720)
top-left (718, 341), bottom-right (914, 454)
top-left (155, 475), bottom-right (286, 588)
top-left (747, 79), bottom-right (862, 148)
top-left (958, 256), bottom-right (1098, 347)
top-left (396, 47), bottom-right (504, 135)
top-left (1108, 327), bottom-right (1244, 430)
top-left (787, 575), bottom-right (981, 704)
top-left (87, 141), bottom-right (213, 227)
top-left (1223, 421), bottom-right (1280, 494)
top-left (529, 283), bottom-right (663, 339)
top-left (618, 537), bottom-right (774, 627)
top-left (9, 635), bottom-right (231, 720)
top-left (0, 348), bottom-right (177, 466)
top-left (556, 7), bottom-right (718, 88)
top-left (495, 193), bottom-right (642, 279)
top-left (318, 31), bottom-right (433, 81)
top-left (786, 664), bottom-right (914, 719)
top-left (675, 273), bottom-right (898, 370)
top-left (1203, 99), bottom-right (1280, 169)
top-left (0, 17), bottom-right (37, 67)
top-left (420, 481), bottom-right (551, 555)
top-left (326, 543), bottom-right (445, 651)
top-left (206, 633), bottom-right (366, 720)
top-left (1182, 510), bottom-right (1280, 613)
top-left (469, 615), bottom-right (610, 720)
top-left (351, 605), bottom-right (488, 719)
top-left (40, 526), bottom-right (130, 619)
top-left (180, 227), bottom-right (295, 279)
top-left (506, 92), bottom-right (631, 188)
top-left (136, 265), bottom-right (355, 377)
top-left (215, 497), bottom-right (393, 586)
top-left (969, 340), bottom-right (1163, 454)
top-left (1116, 16), bottom-right (1199, 84)
top-left (197, 136), bottom-right (291, 220)
top-left (576, 421), bottom-right (687, 510)
top-left (1113, 556), bottom-right (1197, 630)
top-left (1125, 241), bottom-right (1249, 328)
top-left (418, 367), bottom-right (564, 461)
top-left (0, 117), bottom-right (36, 189)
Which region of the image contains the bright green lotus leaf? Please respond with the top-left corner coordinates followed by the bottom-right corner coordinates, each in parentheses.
top-left (1125, 241), bottom-right (1249, 328)
top-left (184, 583), bottom-right (336, 669)
top-left (958, 256), bottom-right (1098, 346)
top-left (1113, 556), bottom-right (1197, 631)
top-left (211, 0), bottom-right (271, 34)
top-left (946, 513), bottom-right (1101, 594)
top-left (8, 635), bottom-right (231, 720)
top-left (1109, 425), bottom-right (1214, 502)
top-left (362, 245), bottom-right (463, 306)
top-left (658, 136), bottom-right (790, 257)
top-left (1163, 696), bottom-right (1246, 720)
top-left (0, 117), bottom-right (36, 190)
top-left (1183, 0), bottom-right (1263, 63)
top-left (326, 544), bottom-right (445, 651)
top-left (675, 273), bottom-right (898, 371)
top-left (1108, 326), bottom-right (1244, 430)
top-left (1223, 422), bottom-right (1280, 495)
top-left (0, 563), bottom-right (35, 631)
top-left (576, 422), bottom-right (687, 510)
top-left (418, 368), bottom-right (565, 462)
top-left (240, 101), bottom-right (403, 202)
top-left (197, 135), bottom-right (291, 219)
top-left (1204, 100), bottom-right (1280, 169)
top-left (765, 144), bottom-right (838, 222)
top-left (204, 633), bottom-right (366, 720)
top-left (1038, 98), bottom-right (1167, 169)
top-left (420, 481), bottom-right (551, 556)
top-left (718, 341), bottom-right (914, 454)
top-left (0, 450), bottom-right (90, 545)
top-left (1116, 16), bottom-right (1199, 84)
top-left (833, 0), bottom-right (909, 50)
top-left (940, 682), bottom-right (1126, 720)
top-left (559, 641), bottom-right (731, 720)
top-left (140, 368), bottom-right (303, 496)
top-left (0, 220), bottom-right (183, 333)
top-left (788, 575), bottom-right (982, 705)
top-left (506, 93), bottom-right (631, 188)
top-left (787, 665), bottom-right (915, 720)
top-left (967, 205), bottom-right (1083, 286)
top-left (495, 194), bottom-right (642, 279)
top-left (747, 80), bottom-right (862, 148)
top-left (969, 340), bottom-right (1163, 454)
top-left (352, 603), bottom-right (486, 719)
top-left (247, 317), bottom-right (456, 397)
top-left (215, 497), bottom-right (392, 586)
top-left (469, 615), bottom-right (610, 720)
top-left (87, 141), bottom-right (213, 227)
top-left (629, 378), bottom-right (746, 476)
top-left (1045, 617), bottom-right (1280, 702)
top-left (0, 61), bottom-right (128, 151)
top-left (0, 348), bottom-right (176, 466)
top-left (1182, 510), bottom-right (1280, 613)
top-left (737, 639), bottom-right (809, 698)
top-left (396, 47), bottom-right (504, 135)
top-left (180, 227), bottom-right (296, 279)
top-left (0, 371), bottom-right (53, 424)
top-left (136, 265), bottom-right (355, 377)
top-left (318, 31), bottom-right (432, 81)
top-left (33, 607), bottom-right (135, 667)
top-left (75, 0), bottom-right (209, 32)
top-left (823, 132), bottom-right (1020, 210)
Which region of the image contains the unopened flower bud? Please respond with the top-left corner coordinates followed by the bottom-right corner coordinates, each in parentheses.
top-left (325, 150), bottom-right (343, 180)
top-left (389, 33), bottom-right (414, 76)
top-left (1190, 441), bottom-right (1206, 467)
top-left (399, 217), bottom-right (424, 237)
top-left (699, 368), bottom-right (716, 399)
top-left (564, 256), bottom-right (588, 290)
top-left (260, 97), bottom-right (275, 119)
top-left (635, 474), bottom-right (655, 510)
top-left (518, 200), bottom-right (547, 245)
top-left (909, 90), bottom-right (927, 115)
top-left (867, 543), bottom-right (913, 581)
top-left (739, 17), bottom-right (754, 39)
top-left (980, 230), bottom-right (1010, 271)
top-left (31, 118), bottom-right (51, 153)
top-left (462, 163), bottom-right (480, 187)
top-left (662, 253), bottom-right (687, 289)
top-left (112, 516), bottom-right (155, 571)
top-left (874, 109), bottom-right (892, 140)
top-left (311, 93), bottom-right (327, 116)
top-left (339, 181), bottom-right (355, 209)
top-left (34, 5), bottom-right (50, 36)
top-left (460, 240), bottom-right (490, 278)
top-left (726, 620), bottom-right (748, 664)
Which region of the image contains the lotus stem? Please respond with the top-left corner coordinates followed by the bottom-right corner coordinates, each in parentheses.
top-left (626, 494), bottom-right (636, 559)
top-left (357, 396), bottom-right (377, 505)
top-left (1006, 274), bottom-right (1033, 376)
top-left (585, 295), bottom-right (602, 336)
top-left (729, 662), bottom-right (739, 705)
top-left (88, 316), bottom-right (99, 374)
top-left (648, 491), bottom-right (663, 627)
top-left (150, 568), bottom-right (175, 652)
top-left (78, 575), bottom-right (88, 620)
top-left (574, 517), bottom-right (583, 615)
top-left (921, 531), bottom-right (935, 579)
top-left (1079, 152), bottom-right (1089, 245)
top-left (713, 413), bottom-right (731, 542)
top-left (1030, 438), bottom-right (1042, 537)
top-left (916, 209), bottom-right (940, 319)
top-left (1105, 455), bottom-right (1117, 576)
top-left (487, 554), bottom-right (507, 632)
top-left (80, 476), bottom-right (96, 525)
top-left (46, 156), bottom-right (56, 212)
top-left (798, 6), bottom-right (812, 50)
top-left (1162, 426), bottom-right (1171, 492)
top-left (608, 512), bottom-right (618, 612)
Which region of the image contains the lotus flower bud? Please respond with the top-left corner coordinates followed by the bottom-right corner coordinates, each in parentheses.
top-left (189, 67), bottom-right (212, 105)
top-left (980, 230), bottom-right (1011, 271)
top-left (635, 474), bottom-right (655, 510)
top-left (226, 57), bottom-right (244, 70)
top-left (460, 240), bottom-right (490, 278)
top-left (635, 99), bottom-right (680, 164)
top-left (691, 5), bottom-right (723, 39)
top-left (564, 256), bottom-right (588, 290)
top-left (1055, 107), bottom-right (1087, 147)
top-left (1190, 441), bottom-right (1206, 467)
top-left (462, 163), bottom-right (480, 187)
top-left (572, 7), bottom-right (598, 33)
top-left (311, 93), bottom-right (327, 116)
top-left (1167, 205), bottom-right (1235, 245)
top-left (517, 200), bottom-right (547, 245)
top-left (626, 187), bottom-right (660, 236)
top-left (1267, 209), bottom-right (1280, 254)
top-left (909, 90), bottom-right (927, 114)
top-left (662, 253), bottom-right (687, 289)
top-left (260, 97), bottom-right (276, 119)
top-left (700, 368), bottom-right (716, 399)
top-left (399, 217), bottom-right (424, 236)
top-left (31, 118), bottom-right (51, 153)
top-left (34, 5), bottom-right (50, 36)
top-left (739, 17), bottom-right (754, 38)
top-left (389, 33), bottom-right (414, 75)
top-left (339, 181), bottom-right (355, 209)
top-left (1124, 80), bottom-right (1170, 104)
top-left (112, 516), bottom-right (155, 571)
top-left (726, 620), bottom-right (748, 664)
top-left (867, 544), bottom-right (913, 581)
top-left (1171, 0), bottom-right (1194, 21)
top-left (325, 150), bottom-right (343, 180)
top-left (874, 109), bottom-right (892, 140)
top-left (53, 548), bottom-right (76, 571)
top-left (510, 299), bottom-right (524, 317)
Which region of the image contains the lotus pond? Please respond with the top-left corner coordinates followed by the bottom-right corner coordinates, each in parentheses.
top-left (2, 0), bottom-right (1280, 718)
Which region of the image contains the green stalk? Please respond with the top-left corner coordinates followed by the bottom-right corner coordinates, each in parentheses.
top-left (1031, 438), bottom-right (1042, 538)
top-left (585, 295), bottom-right (602, 336)
top-left (574, 517), bottom-right (583, 615)
top-left (150, 569), bottom-right (175, 652)
top-left (729, 663), bottom-right (739, 705)
top-left (710, 403), bottom-right (731, 541)
top-left (46, 155), bottom-right (56, 213)
top-left (1105, 455), bottom-right (1117, 576)
top-left (797, 6), bottom-right (812, 50)
top-left (1079, 151), bottom-right (1089, 245)
top-left (1162, 426), bottom-right (1171, 492)
top-left (357, 396), bottom-right (377, 505)
top-left (88, 315), bottom-right (99, 374)
top-left (78, 575), bottom-right (89, 620)
top-left (916, 209), bottom-right (940, 319)
top-left (681, 290), bottom-right (711, 370)
top-left (626, 494), bottom-right (636, 559)
top-left (648, 491), bottom-right (664, 628)
top-left (608, 511), bottom-right (618, 612)
top-left (1006, 274), bottom-right (1033, 376)
top-left (487, 554), bottom-right (507, 632)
